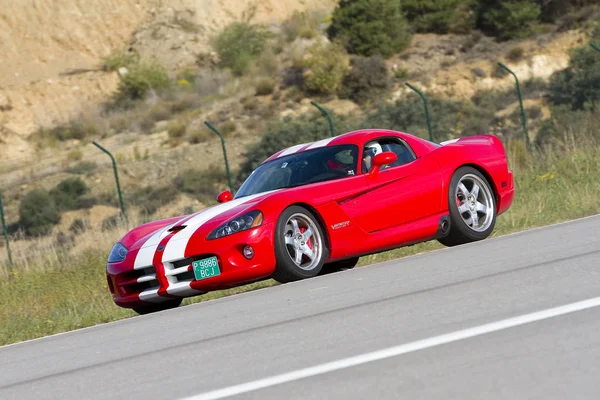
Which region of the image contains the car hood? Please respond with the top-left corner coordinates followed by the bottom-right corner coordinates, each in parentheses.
top-left (128, 191), bottom-right (277, 260)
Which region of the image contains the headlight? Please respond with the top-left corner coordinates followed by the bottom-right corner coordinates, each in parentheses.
top-left (108, 242), bottom-right (128, 263)
top-left (207, 211), bottom-right (263, 240)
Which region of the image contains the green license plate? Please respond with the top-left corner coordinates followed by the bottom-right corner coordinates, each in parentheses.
top-left (192, 257), bottom-right (221, 280)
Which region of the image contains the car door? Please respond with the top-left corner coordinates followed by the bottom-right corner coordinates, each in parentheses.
top-left (352, 137), bottom-right (443, 233)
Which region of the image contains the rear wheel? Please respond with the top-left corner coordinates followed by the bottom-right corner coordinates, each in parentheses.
top-left (438, 166), bottom-right (496, 247)
top-left (272, 206), bottom-right (329, 283)
top-left (132, 298), bottom-right (182, 315)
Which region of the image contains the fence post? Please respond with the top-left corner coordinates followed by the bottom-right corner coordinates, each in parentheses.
top-left (204, 121), bottom-right (234, 194)
top-left (497, 62), bottom-right (531, 151)
top-left (92, 141), bottom-right (127, 220)
top-left (591, 43), bottom-right (600, 53)
top-left (0, 194), bottom-right (14, 276)
top-left (405, 82), bottom-right (434, 142)
top-left (310, 101), bottom-right (335, 138)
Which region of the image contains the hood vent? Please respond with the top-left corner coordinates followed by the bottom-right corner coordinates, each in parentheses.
top-left (168, 225), bottom-right (187, 232)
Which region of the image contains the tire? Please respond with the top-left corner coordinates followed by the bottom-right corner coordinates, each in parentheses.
top-left (438, 166), bottom-right (496, 247)
top-left (132, 298), bottom-right (183, 315)
top-left (272, 206), bottom-right (329, 283)
top-left (320, 257), bottom-right (359, 275)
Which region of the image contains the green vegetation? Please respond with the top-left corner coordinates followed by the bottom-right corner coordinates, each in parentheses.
top-left (549, 26), bottom-right (600, 111)
top-left (18, 178), bottom-right (92, 236)
top-left (49, 177), bottom-right (90, 212)
top-left (213, 21), bottom-right (269, 76)
top-left (301, 42), bottom-right (349, 95)
top-left (255, 78), bottom-right (276, 96)
top-left (480, 0), bottom-right (541, 40)
top-left (19, 190), bottom-right (60, 236)
top-left (117, 62), bottom-right (170, 101)
top-left (129, 185), bottom-right (179, 216)
top-left (101, 51), bottom-right (140, 72)
top-left (341, 55), bottom-right (390, 104)
top-left (401, 0), bottom-right (477, 34)
top-left (327, 0), bottom-right (412, 57)
top-left (173, 167), bottom-right (228, 203)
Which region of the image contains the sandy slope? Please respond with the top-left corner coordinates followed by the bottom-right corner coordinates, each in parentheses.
top-left (0, 0), bottom-right (336, 161)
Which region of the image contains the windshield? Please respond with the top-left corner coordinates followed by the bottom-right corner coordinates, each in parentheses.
top-left (236, 144), bottom-right (359, 198)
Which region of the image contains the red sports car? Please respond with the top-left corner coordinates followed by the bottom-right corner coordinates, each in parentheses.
top-left (106, 129), bottom-right (514, 314)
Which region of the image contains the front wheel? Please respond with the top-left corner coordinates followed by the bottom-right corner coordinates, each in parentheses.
top-left (272, 206), bottom-right (329, 283)
top-left (438, 166), bottom-right (496, 247)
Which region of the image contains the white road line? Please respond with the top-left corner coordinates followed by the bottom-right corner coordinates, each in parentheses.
top-left (180, 296), bottom-right (600, 400)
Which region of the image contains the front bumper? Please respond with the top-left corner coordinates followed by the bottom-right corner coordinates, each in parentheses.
top-left (107, 223), bottom-right (276, 308)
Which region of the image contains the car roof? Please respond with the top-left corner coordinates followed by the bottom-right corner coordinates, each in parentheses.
top-left (262, 129), bottom-right (434, 164)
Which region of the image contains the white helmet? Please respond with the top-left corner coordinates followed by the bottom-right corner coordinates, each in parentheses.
top-left (364, 141), bottom-right (382, 158)
top-left (363, 141), bottom-right (382, 171)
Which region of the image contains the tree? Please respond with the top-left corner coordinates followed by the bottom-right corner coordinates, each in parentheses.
top-left (401, 0), bottom-right (478, 34)
top-left (549, 25), bottom-right (600, 111)
top-left (327, 0), bottom-right (412, 58)
top-left (478, 0), bottom-right (541, 40)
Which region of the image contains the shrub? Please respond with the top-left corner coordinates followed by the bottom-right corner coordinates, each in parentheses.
top-left (69, 161), bottom-right (97, 175)
top-left (302, 42), bottom-right (349, 95)
top-left (187, 129), bottom-right (212, 144)
top-left (220, 120), bottom-right (237, 136)
top-left (173, 167), bottom-right (228, 203)
top-left (19, 189), bottom-right (60, 236)
top-left (255, 78), bottom-right (275, 96)
top-left (49, 177), bottom-right (90, 211)
top-left (117, 62), bottom-right (170, 100)
top-left (480, 0), bottom-right (542, 40)
top-left (506, 46), bottom-right (525, 62)
top-left (394, 68), bottom-right (409, 80)
top-left (549, 25), bottom-right (600, 111)
top-left (341, 55), bottom-right (390, 104)
top-left (167, 120), bottom-right (187, 143)
top-left (213, 22), bottom-right (269, 76)
top-left (401, 0), bottom-right (477, 34)
top-left (67, 149), bottom-right (83, 161)
top-left (535, 105), bottom-right (600, 147)
top-left (101, 51), bottom-right (139, 72)
top-left (282, 10), bottom-right (326, 41)
top-left (129, 185), bottom-right (178, 216)
top-left (69, 218), bottom-right (87, 234)
top-left (327, 0), bottom-right (412, 57)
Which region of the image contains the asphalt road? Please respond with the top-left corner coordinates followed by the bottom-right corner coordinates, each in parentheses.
top-left (1, 215), bottom-right (600, 400)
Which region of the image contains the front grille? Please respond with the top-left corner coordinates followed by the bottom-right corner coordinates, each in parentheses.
top-left (120, 266), bottom-right (159, 295)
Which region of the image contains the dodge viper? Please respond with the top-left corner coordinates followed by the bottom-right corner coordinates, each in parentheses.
top-left (106, 129), bottom-right (514, 314)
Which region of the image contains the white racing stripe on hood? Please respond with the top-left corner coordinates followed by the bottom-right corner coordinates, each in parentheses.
top-left (277, 143), bottom-right (308, 158)
top-left (161, 191), bottom-right (275, 263)
top-left (133, 222), bottom-right (179, 269)
top-left (306, 137), bottom-right (335, 150)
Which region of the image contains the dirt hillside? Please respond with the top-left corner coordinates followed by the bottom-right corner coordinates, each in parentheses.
top-left (0, 0), bottom-right (336, 161)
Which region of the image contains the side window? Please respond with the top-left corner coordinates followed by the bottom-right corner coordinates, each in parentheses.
top-left (362, 138), bottom-right (416, 173)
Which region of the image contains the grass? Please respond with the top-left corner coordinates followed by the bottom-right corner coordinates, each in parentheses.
top-left (2, 140), bottom-right (600, 346)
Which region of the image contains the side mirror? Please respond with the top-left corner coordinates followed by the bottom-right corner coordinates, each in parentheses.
top-left (370, 152), bottom-right (398, 175)
top-left (217, 190), bottom-right (233, 203)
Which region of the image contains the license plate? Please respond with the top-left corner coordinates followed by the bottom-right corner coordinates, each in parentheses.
top-left (192, 256), bottom-right (221, 281)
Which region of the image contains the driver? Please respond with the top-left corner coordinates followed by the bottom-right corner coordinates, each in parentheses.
top-left (362, 141), bottom-right (382, 172)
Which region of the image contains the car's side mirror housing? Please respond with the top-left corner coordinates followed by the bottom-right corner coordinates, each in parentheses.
top-left (217, 190), bottom-right (233, 203)
top-left (370, 152), bottom-right (398, 175)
